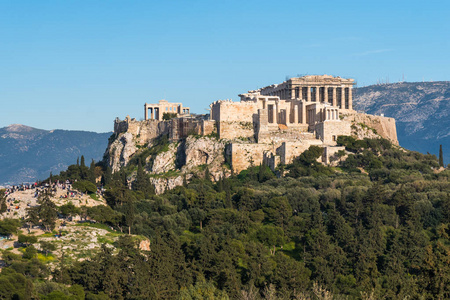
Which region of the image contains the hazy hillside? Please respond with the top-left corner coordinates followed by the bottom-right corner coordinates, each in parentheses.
top-left (353, 81), bottom-right (450, 164)
top-left (0, 124), bottom-right (111, 185)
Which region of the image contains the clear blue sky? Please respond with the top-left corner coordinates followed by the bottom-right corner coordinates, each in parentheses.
top-left (1, 0), bottom-right (449, 132)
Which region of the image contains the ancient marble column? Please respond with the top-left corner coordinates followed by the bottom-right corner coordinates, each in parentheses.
top-left (144, 104), bottom-right (148, 120)
top-left (324, 86), bottom-right (328, 104)
top-left (348, 88), bottom-right (353, 110)
top-left (332, 88), bottom-right (337, 107)
top-left (272, 105), bottom-right (277, 124)
top-left (293, 105), bottom-right (298, 123)
top-left (307, 86), bottom-right (311, 102)
top-left (315, 87), bottom-right (319, 102)
top-left (301, 103), bottom-right (306, 124)
top-left (341, 88), bottom-right (345, 109)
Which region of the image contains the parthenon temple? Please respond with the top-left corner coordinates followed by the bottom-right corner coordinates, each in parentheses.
top-left (254, 74), bottom-right (354, 110)
top-left (144, 99), bottom-right (190, 120)
top-left (209, 75), bottom-right (355, 142)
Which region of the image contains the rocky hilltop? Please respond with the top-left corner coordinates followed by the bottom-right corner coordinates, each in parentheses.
top-left (105, 113), bottom-right (397, 194)
top-left (105, 125), bottom-right (230, 194)
top-left (0, 124), bottom-right (111, 185)
top-left (354, 81), bottom-right (450, 163)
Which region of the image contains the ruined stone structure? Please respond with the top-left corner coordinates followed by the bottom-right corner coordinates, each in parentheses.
top-left (107, 75), bottom-right (398, 193)
top-left (208, 75), bottom-right (395, 172)
top-left (144, 99), bottom-right (190, 120)
top-left (254, 75), bottom-right (354, 110)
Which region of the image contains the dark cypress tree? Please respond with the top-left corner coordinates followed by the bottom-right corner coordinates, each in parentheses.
top-left (204, 167), bottom-right (211, 181)
top-left (80, 155), bottom-right (86, 168)
top-left (133, 161), bottom-right (154, 198)
top-left (439, 144), bottom-right (444, 167)
top-left (102, 166), bottom-right (112, 187)
top-left (217, 175), bottom-right (223, 192)
top-left (89, 160), bottom-right (96, 184)
top-left (0, 189), bottom-right (7, 213)
top-left (258, 163), bottom-right (264, 183)
top-left (38, 189), bottom-right (58, 232)
top-left (76, 157), bottom-right (80, 166)
top-left (183, 173), bottom-right (188, 187)
top-left (224, 178), bottom-right (232, 208)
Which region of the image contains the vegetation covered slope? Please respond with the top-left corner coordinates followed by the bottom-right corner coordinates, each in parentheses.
top-left (0, 124), bottom-right (111, 185)
top-left (1, 137), bottom-right (449, 299)
top-left (353, 81), bottom-right (450, 165)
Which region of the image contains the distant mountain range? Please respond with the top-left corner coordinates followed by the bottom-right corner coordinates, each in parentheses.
top-left (0, 124), bottom-right (111, 185)
top-left (353, 81), bottom-right (450, 165)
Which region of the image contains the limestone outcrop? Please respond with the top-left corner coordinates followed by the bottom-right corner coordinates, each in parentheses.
top-left (182, 136), bottom-right (228, 181)
top-left (147, 137), bottom-right (228, 193)
top-left (150, 175), bottom-right (185, 195)
top-left (106, 132), bottom-right (138, 173)
top-left (346, 112), bottom-right (398, 145)
top-left (150, 143), bottom-right (177, 174)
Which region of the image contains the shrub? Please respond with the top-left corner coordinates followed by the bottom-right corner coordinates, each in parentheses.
top-left (72, 180), bottom-right (97, 194)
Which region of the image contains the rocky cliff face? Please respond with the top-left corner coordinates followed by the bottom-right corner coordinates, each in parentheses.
top-left (105, 130), bottom-right (228, 194)
top-left (105, 132), bottom-right (138, 173)
top-left (354, 82), bottom-right (450, 163)
top-left (345, 112), bottom-right (398, 145)
top-left (181, 136), bottom-right (228, 181)
top-left (147, 137), bottom-right (228, 194)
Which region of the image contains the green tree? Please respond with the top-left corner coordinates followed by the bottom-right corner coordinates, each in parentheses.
top-left (101, 166), bottom-right (112, 187)
top-left (23, 245), bottom-right (38, 259)
top-left (439, 144), bottom-right (444, 167)
top-left (59, 202), bottom-right (80, 219)
top-left (89, 160), bottom-right (97, 183)
top-left (0, 189), bottom-right (6, 213)
top-left (18, 234), bottom-right (38, 246)
top-left (163, 112), bottom-right (178, 120)
top-left (72, 180), bottom-right (97, 194)
top-left (40, 241), bottom-right (57, 257)
top-left (38, 190), bottom-right (58, 232)
top-left (0, 219), bottom-right (21, 237)
top-left (133, 161), bottom-right (154, 198)
top-left (263, 196), bottom-right (292, 229)
top-left (179, 278), bottom-right (229, 300)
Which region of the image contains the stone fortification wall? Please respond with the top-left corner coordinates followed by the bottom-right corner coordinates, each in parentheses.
top-left (170, 118), bottom-right (201, 140)
top-left (227, 143), bottom-right (272, 173)
top-left (202, 120), bottom-right (215, 136)
top-left (114, 117), bottom-right (170, 145)
top-left (314, 120), bottom-right (352, 145)
top-left (210, 100), bottom-right (259, 122)
top-left (218, 121), bottom-right (255, 140)
top-left (258, 126), bottom-right (311, 144)
top-left (170, 119), bottom-right (216, 140)
top-left (114, 117), bottom-right (215, 145)
top-left (278, 142), bottom-right (312, 165)
top-left (322, 146), bottom-right (346, 165)
top-left (347, 113), bottom-right (398, 145)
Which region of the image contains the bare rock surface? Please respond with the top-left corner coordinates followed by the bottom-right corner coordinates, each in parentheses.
top-left (106, 132), bottom-right (138, 173)
top-left (151, 143), bottom-right (177, 174)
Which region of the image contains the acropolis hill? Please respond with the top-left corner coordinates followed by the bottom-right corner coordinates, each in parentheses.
top-left (106, 75), bottom-right (398, 193)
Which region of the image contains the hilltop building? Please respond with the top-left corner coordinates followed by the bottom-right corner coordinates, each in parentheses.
top-left (113, 75), bottom-right (397, 175)
top-left (144, 100), bottom-right (190, 120)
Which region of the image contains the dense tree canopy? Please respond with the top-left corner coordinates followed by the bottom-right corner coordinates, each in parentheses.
top-left (2, 138), bottom-right (450, 299)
